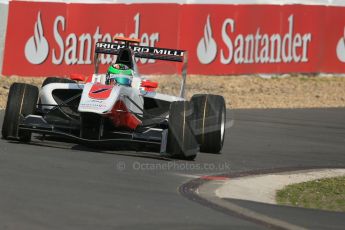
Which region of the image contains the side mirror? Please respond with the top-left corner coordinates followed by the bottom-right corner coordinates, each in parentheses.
top-left (70, 73), bottom-right (86, 82)
top-left (141, 80), bottom-right (158, 92)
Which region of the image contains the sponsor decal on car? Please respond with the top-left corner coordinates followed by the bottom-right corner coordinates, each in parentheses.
top-left (88, 84), bottom-right (113, 100)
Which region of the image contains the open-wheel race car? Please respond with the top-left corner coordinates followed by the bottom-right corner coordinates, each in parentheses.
top-left (1, 37), bottom-right (226, 160)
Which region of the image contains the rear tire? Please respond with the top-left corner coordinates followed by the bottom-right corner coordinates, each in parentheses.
top-left (2, 83), bottom-right (38, 142)
top-left (80, 113), bottom-right (103, 140)
top-left (191, 94), bottom-right (226, 153)
top-left (166, 101), bottom-right (198, 160)
top-left (42, 77), bottom-right (75, 87)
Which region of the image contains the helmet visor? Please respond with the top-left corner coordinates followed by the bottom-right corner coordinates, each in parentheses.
top-left (107, 74), bottom-right (132, 86)
top-left (115, 76), bottom-right (132, 86)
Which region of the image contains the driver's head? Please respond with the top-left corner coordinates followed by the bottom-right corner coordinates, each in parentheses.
top-left (106, 64), bottom-right (133, 86)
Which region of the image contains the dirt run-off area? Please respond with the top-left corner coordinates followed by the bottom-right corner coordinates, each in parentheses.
top-left (0, 74), bottom-right (345, 109)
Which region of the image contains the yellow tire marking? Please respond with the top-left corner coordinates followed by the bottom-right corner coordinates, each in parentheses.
top-left (182, 102), bottom-right (186, 148)
top-left (17, 85), bottom-right (26, 136)
top-left (19, 85), bottom-right (26, 114)
top-left (202, 95), bottom-right (208, 144)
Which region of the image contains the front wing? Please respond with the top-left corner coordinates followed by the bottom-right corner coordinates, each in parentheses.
top-left (19, 115), bottom-right (168, 154)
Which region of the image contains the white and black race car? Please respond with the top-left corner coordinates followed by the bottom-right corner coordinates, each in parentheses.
top-left (2, 37), bottom-right (226, 160)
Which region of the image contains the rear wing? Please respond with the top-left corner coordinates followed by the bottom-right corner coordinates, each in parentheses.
top-left (93, 41), bottom-right (188, 98)
top-left (95, 42), bottom-right (186, 62)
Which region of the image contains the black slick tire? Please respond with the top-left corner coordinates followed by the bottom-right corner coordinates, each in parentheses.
top-left (191, 94), bottom-right (226, 153)
top-left (166, 101), bottom-right (198, 160)
top-left (2, 83), bottom-right (38, 142)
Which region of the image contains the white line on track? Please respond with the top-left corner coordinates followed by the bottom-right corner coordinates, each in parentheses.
top-left (216, 168), bottom-right (345, 204)
top-left (195, 168), bottom-right (345, 230)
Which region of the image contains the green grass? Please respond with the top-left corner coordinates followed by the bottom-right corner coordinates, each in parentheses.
top-left (276, 176), bottom-right (345, 212)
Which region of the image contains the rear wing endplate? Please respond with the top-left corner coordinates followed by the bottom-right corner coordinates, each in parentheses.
top-left (94, 41), bottom-right (188, 98)
top-left (95, 42), bottom-right (185, 62)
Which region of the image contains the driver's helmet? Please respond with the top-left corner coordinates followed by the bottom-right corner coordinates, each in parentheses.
top-left (106, 64), bottom-right (133, 86)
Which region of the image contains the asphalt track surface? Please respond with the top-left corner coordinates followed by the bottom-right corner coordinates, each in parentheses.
top-left (0, 108), bottom-right (345, 230)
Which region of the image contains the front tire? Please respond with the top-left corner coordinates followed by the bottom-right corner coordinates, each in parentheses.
top-left (191, 94), bottom-right (226, 153)
top-left (166, 101), bottom-right (198, 160)
top-left (2, 83), bottom-right (38, 142)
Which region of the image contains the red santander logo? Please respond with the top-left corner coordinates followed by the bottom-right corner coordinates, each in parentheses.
top-left (5, 2), bottom-right (345, 76)
top-left (197, 14), bottom-right (312, 65)
top-left (23, 12), bottom-right (160, 66)
top-left (336, 27), bottom-right (345, 62)
top-left (24, 12), bottom-right (49, 64)
top-left (197, 15), bottom-right (217, 64)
